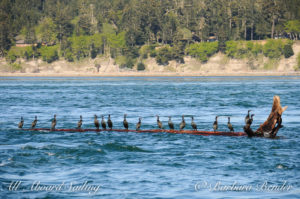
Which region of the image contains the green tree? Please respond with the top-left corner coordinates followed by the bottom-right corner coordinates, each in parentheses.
top-left (90, 33), bottom-right (104, 56)
top-left (0, 0), bottom-right (13, 56)
top-left (137, 62), bottom-right (145, 70)
top-left (283, 44), bottom-right (294, 58)
top-left (160, 12), bottom-right (178, 44)
top-left (53, 1), bottom-right (74, 45)
top-left (263, 39), bottom-right (284, 58)
top-left (24, 46), bottom-right (34, 60)
top-left (108, 31), bottom-right (126, 58)
top-left (285, 20), bottom-right (300, 40)
top-left (261, 0), bottom-right (286, 39)
top-left (39, 45), bottom-right (59, 63)
top-left (156, 45), bottom-right (173, 65)
top-left (69, 35), bottom-right (91, 59)
top-left (186, 42), bottom-right (219, 62)
top-left (36, 17), bottom-right (57, 45)
top-left (6, 49), bottom-right (18, 63)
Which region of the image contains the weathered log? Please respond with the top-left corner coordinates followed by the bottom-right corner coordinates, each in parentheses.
top-left (244, 96), bottom-right (287, 138)
top-left (23, 128), bottom-right (246, 136)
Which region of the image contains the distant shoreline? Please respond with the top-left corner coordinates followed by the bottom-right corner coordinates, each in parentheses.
top-left (1, 71), bottom-right (300, 77)
top-left (1, 41), bottom-right (300, 78)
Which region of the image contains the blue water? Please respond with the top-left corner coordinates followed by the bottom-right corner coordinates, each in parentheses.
top-left (0, 76), bottom-right (299, 198)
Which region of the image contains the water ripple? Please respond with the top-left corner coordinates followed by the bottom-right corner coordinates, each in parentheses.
top-left (0, 76), bottom-right (299, 198)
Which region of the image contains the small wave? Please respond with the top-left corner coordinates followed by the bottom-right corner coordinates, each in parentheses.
top-left (45, 152), bottom-right (55, 156)
top-left (276, 164), bottom-right (288, 169)
top-left (96, 149), bottom-right (103, 153)
top-left (34, 157), bottom-right (49, 163)
top-left (270, 146), bottom-right (281, 149)
top-left (17, 152), bottom-right (33, 157)
top-left (0, 161), bottom-right (8, 166)
top-left (46, 145), bottom-right (107, 157)
top-left (103, 142), bottom-right (149, 152)
top-left (41, 143), bottom-right (79, 150)
top-left (157, 162), bottom-right (184, 167)
top-left (21, 145), bottom-right (36, 150)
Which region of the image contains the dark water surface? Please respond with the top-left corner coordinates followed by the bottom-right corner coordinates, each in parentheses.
top-left (0, 76), bottom-right (299, 198)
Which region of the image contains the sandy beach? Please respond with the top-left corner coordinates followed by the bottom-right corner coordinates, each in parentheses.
top-left (1, 70), bottom-right (300, 77)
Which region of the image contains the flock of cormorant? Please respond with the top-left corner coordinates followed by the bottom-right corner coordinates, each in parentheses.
top-left (17, 110), bottom-right (255, 132)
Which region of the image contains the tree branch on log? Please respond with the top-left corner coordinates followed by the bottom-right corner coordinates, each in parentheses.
top-left (243, 96), bottom-right (287, 138)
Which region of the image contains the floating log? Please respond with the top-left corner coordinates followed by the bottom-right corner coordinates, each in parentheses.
top-left (21, 96), bottom-right (286, 138)
top-left (244, 96), bottom-right (287, 138)
top-left (23, 128), bottom-right (246, 137)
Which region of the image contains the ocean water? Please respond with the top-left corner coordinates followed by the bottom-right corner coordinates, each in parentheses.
top-left (0, 76), bottom-right (299, 198)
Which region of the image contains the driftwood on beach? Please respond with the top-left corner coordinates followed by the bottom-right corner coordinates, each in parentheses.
top-left (244, 96), bottom-right (287, 138)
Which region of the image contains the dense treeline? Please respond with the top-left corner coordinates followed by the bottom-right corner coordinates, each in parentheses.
top-left (1, 0), bottom-right (300, 67)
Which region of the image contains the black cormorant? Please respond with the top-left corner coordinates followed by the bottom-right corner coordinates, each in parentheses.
top-left (245, 110), bottom-right (251, 124)
top-left (107, 114), bottom-right (113, 129)
top-left (227, 117), bottom-right (234, 132)
top-left (157, 115), bottom-right (163, 129)
top-left (168, 116), bottom-right (174, 130)
top-left (31, 116), bottom-right (37, 129)
top-left (136, 117), bottom-right (141, 131)
top-left (213, 116), bottom-right (218, 132)
top-left (123, 114), bottom-right (129, 130)
top-left (191, 116), bottom-right (197, 131)
top-left (179, 115), bottom-right (186, 130)
top-left (94, 115), bottom-right (100, 130)
top-left (18, 117), bottom-right (24, 129)
top-left (101, 115), bottom-right (106, 129)
top-left (51, 114), bottom-right (56, 130)
top-left (77, 115), bottom-right (82, 129)
top-left (247, 114), bottom-right (255, 126)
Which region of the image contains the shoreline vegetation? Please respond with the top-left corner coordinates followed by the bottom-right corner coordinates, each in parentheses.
top-left (1, 0), bottom-right (300, 76)
top-left (1, 40), bottom-right (300, 77)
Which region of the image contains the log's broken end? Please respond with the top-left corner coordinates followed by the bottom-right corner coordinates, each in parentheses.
top-left (245, 96), bottom-right (287, 138)
top-left (281, 106), bottom-right (288, 114)
top-left (273, 95), bottom-right (288, 115)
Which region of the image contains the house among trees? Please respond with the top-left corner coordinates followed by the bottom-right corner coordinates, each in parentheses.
top-left (208, 36), bottom-right (218, 42)
top-left (15, 40), bottom-right (28, 47)
top-left (15, 35), bottom-right (37, 47)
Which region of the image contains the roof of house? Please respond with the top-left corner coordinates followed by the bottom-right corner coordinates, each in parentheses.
top-left (15, 40), bottom-right (25, 44)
